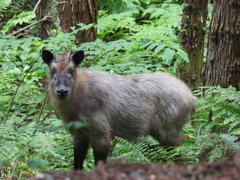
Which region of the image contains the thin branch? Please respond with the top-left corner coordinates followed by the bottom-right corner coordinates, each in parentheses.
top-left (85, 50), bottom-right (113, 68)
top-left (4, 53), bottom-right (24, 74)
top-left (10, 157), bottom-right (20, 180)
top-left (9, 18), bottom-right (47, 36)
top-left (36, 96), bottom-right (47, 124)
top-left (4, 58), bottom-right (40, 126)
top-left (40, 111), bottom-right (52, 124)
top-left (31, 0), bottom-right (42, 17)
top-left (95, 50), bottom-right (113, 62)
top-left (34, 110), bottom-right (52, 135)
top-left (58, 1), bottom-right (68, 4)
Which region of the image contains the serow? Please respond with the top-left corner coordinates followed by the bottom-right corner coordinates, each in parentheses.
top-left (42, 49), bottom-right (196, 170)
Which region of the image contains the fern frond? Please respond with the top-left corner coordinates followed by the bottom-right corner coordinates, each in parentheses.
top-left (98, 10), bottom-right (139, 40)
top-left (133, 137), bottom-right (165, 163)
top-left (196, 86), bottom-right (240, 135)
top-left (109, 137), bottom-right (151, 163)
top-left (1, 11), bottom-right (34, 35)
top-left (0, 0), bottom-right (12, 13)
top-left (100, 0), bottom-right (141, 14)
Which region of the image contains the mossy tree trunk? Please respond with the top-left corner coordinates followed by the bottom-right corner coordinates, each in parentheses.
top-left (36, 0), bottom-right (60, 40)
top-left (177, 0), bottom-right (208, 90)
top-left (57, 0), bottom-right (99, 44)
top-left (203, 0), bottom-right (240, 91)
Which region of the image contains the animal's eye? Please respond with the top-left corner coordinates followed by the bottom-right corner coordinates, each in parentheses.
top-left (68, 68), bottom-right (74, 75)
top-left (51, 68), bottom-right (57, 76)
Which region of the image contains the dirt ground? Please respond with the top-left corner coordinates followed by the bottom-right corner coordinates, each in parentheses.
top-left (33, 160), bottom-right (240, 180)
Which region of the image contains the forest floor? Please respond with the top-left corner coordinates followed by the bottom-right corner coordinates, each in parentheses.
top-left (33, 160), bottom-right (240, 180)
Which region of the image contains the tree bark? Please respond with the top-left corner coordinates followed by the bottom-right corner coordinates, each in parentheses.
top-left (177, 0), bottom-right (208, 90)
top-left (57, 0), bottom-right (99, 44)
top-left (203, 0), bottom-right (240, 91)
top-left (36, 0), bottom-right (60, 40)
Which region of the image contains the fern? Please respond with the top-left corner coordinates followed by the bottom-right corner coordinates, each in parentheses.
top-left (197, 86), bottom-right (240, 135)
top-left (184, 86), bottom-right (240, 162)
top-left (142, 3), bottom-right (181, 27)
top-left (139, 2), bottom-right (182, 37)
top-left (1, 11), bottom-right (34, 35)
top-left (100, 0), bottom-right (141, 14)
top-left (133, 137), bottom-right (168, 163)
top-left (98, 0), bottom-right (183, 41)
top-left (96, 0), bottom-right (185, 74)
top-left (2, 1), bottom-right (239, 176)
top-left (98, 10), bottom-right (139, 40)
top-left (109, 137), bottom-right (151, 163)
top-left (0, 0), bottom-right (12, 13)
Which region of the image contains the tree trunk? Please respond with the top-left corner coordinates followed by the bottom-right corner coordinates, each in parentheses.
top-left (203, 0), bottom-right (240, 91)
top-left (36, 0), bottom-right (60, 40)
top-left (57, 0), bottom-right (99, 44)
top-left (177, 0), bottom-right (208, 90)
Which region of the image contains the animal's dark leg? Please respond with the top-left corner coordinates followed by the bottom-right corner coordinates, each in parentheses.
top-left (74, 137), bottom-right (89, 170)
top-left (92, 135), bottom-right (111, 166)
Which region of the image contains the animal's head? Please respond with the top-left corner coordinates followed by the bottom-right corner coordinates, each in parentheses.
top-left (42, 49), bottom-right (84, 100)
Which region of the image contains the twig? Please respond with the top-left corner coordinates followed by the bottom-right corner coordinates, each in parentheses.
top-left (58, 1), bottom-right (68, 4)
top-left (4, 78), bottom-right (25, 126)
top-left (36, 96), bottom-right (47, 124)
top-left (10, 157), bottom-right (20, 180)
top-left (4, 58), bottom-right (40, 126)
top-left (95, 50), bottom-right (113, 62)
top-left (31, 0), bottom-right (42, 17)
top-left (34, 110), bottom-right (52, 135)
top-left (33, 110), bottom-right (52, 134)
top-left (85, 50), bottom-right (113, 68)
top-left (9, 18), bottom-right (47, 36)
top-left (4, 53), bottom-right (24, 73)
top-left (40, 111), bottom-right (52, 124)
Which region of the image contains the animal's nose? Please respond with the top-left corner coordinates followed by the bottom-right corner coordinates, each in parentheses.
top-left (57, 89), bottom-right (68, 99)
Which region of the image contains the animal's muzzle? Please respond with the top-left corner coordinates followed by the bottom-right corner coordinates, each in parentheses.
top-left (57, 88), bottom-right (68, 99)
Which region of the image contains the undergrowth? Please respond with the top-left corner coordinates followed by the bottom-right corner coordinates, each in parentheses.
top-left (0, 0), bottom-right (35, 35)
top-left (0, 0), bottom-right (239, 179)
top-left (1, 32), bottom-right (239, 177)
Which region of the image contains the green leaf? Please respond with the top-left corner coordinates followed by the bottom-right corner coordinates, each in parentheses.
top-left (177, 50), bottom-right (189, 62)
top-left (29, 108), bottom-right (37, 115)
top-left (223, 116), bottom-right (235, 125)
top-left (105, 44), bottom-right (115, 52)
top-left (139, 41), bottom-right (152, 49)
top-left (146, 42), bottom-right (158, 51)
top-left (35, 93), bottom-right (46, 103)
top-left (132, 44), bottom-right (140, 49)
top-left (114, 43), bottom-right (122, 52)
top-left (141, 0), bottom-right (151, 5)
top-left (44, 104), bottom-right (52, 111)
top-left (154, 44), bottom-right (165, 53)
top-left (0, 96), bottom-right (12, 103)
top-left (160, 48), bottom-right (175, 65)
top-left (22, 38), bottom-right (32, 51)
top-left (32, 41), bottom-right (42, 45)
top-left (230, 128), bottom-right (240, 135)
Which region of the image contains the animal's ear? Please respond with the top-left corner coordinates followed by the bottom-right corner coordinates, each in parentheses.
top-left (42, 50), bottom-right (54, 65)
top-left (72, 50), bottom-right (84, 66)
